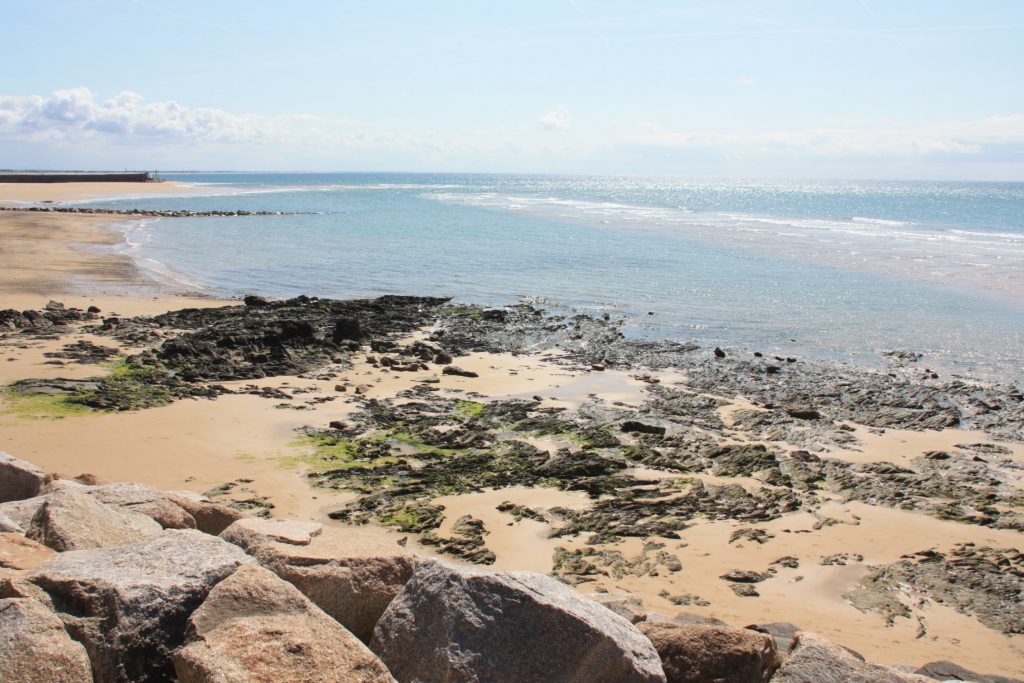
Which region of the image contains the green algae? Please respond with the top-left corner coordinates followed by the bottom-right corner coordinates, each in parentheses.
top-left (438, 306), bottom-right (484, 321)
top-left (2, 385), bottom-right (93, 420)
top-left (287, 432), bottom-right (401, 473)
top-left (455, 400), bottom-right (486, 419)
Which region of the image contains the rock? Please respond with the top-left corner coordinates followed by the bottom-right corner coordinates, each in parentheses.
top-left (333, 316), bottom-right (363, 342)
top-left (720, 569), bottom-right (772, 583)
top-left (772, 632), bottom-right (935, 682)
top-left (590, 592), bottom-right (648, 624)
top-left (220, 522), bottom-right (417, 642)
top-left (0, 532), bottom-right (54, 570)
top-left (370, 561), bottom-right (666, 682)
top-left (0, 511), bottom-right (22, 534)
top-left (47, 481), bottom-right (199, 530)
top-left (0, 451), bottom-right (46, 503)
top-left (648, 612), bottom-right (727, 627)
top-left (915, 660), bottom-right (1024, 683)
top-left (5, 529), bottom-right (254, 683)
top-left (27, 489), bottom-right (163, 552)
top-left (744, 622), bottom-right (802, 655)
top-left (730, 584), bottom-right (760, 598)
top-left (714, 347), bottom-right (726, 358)
top-left (0, 598), bottom-right (94, 683)
top-left (784, 406), bottom-right (821, 420)
top-left (0, 495), bottom-right (48, 529)
top-left (243, 294), bottom-right (269, 307)
top-left (166, 492), bottom-right (246, 535)
top-left (637, 621), bottom-right (778, 683)
top-left (442, 365), bottom-right (479, 378)
top-left (433, 351), bottom-right (453, 365)
top-left (621, 421), bottom-right (667, 437)
top-left (173, 564), bottom-right (395, 682)
top-left (223, 517), bottom-right (322, 546)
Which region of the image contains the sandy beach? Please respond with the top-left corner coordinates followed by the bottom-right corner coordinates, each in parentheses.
top-left (0, 180), bottom-right (197, 206)
top-left (1, 182), bottom-right (1022, 677)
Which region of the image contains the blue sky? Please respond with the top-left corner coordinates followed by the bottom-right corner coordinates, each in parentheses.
top-left (1, 0), bottom-right (1023, 179)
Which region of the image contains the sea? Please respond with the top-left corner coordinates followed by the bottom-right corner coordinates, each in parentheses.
top-left (76, 173), bottom-right (1024, 384)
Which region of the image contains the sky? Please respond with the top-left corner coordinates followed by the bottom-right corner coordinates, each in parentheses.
top-left (1, 0), bottom-right (1023, 179)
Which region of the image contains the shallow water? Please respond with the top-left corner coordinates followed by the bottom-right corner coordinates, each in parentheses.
top-left (80, 173), bottom-right (1024, 383)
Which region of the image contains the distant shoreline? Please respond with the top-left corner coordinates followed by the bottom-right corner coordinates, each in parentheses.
top-left (0, 179), bottom-right (195, 206)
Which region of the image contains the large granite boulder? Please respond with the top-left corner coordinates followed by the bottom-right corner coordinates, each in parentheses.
top-left (173, 564), bottom-right (395, 682)
top-left (637, 621), bottom-right (778, 683)
top-left (221, 520), bottom-right (417, 642)
top-left (2, 529), bottom-right (254, 683)
top-left (0, 597), bottom-right (94, 682)
top-left (26, 489), bottom-right (162, 552)
top-left (0, 532), bottom-right (54, 571)
top-left (744, 622), bottom-right (802, 657)
top-left (915, 660), bottom-right (1024, 683)
top-left (0, 510), bottom-right (22, 533)
top-left (0, 451), bottom-right (46, 503)
top-left (589, 593), bottom-right (648, 624)
top-left (0, 495), bottom-right (49, 529)
top-left (224, 517), bottom-right (322, 545)
top-left (772, 632), bottom-right (935, 683)
top-left (166, 491), bottom-right (245, 535)
top-left (44, 480), bottom-right (198, 530)
top-left (370, 561), bottom-right (666, 682)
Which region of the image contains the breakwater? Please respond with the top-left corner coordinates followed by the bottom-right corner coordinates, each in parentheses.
top-left (0, 206), bottom-right (301, 217)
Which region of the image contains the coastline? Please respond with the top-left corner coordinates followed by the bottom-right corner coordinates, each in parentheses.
top-left (0, 179), bottom-right (199, 206)
top-left (1, 183), bottom-right (1022, 676)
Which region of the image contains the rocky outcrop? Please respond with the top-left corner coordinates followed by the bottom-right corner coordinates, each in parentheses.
top-left (0, 495), bottom-right (50, 528)
top-left (590, 592), bottom-right (648, 624)
top-left (0, 532), bottom-right (54, 570)
top-left (165, 491), bottom-right (245, 535)
top-left (3, 529), bottom-right (253, 683)
top-left (220, 520), bottom-right (417, 642)
top-left (0, 598), bottom-right (94, 683)
top-left (0, 510), bottom-right (22, 533)
top-left (637, 621), bottom-right (778, 683)
top-left (370, 561), bottom-right (666, 682)
top-left (26, 489), bottom-right (162, 552)
top-left (0, 450), bottom-right (46, 502)
top-left (915, 660), bottom-right (1024, 683)
top-left (224, 517), bottom-right (322, 545)
top-left (45, 479), bottom-right (199, 529)
top-left (744, 622), bottom-right (802, 657)
top-left (173, 564), bottom-right (395, 682)
top-left (771, 632), bottom-right (935, 682)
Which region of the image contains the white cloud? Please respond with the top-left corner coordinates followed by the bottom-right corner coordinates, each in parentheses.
top-left (539, 104), bottom-right (571, 130)
top-left (734, 77), bottom-right (757, 87)
top-left (0, 87), bottom-right (279, 144)
top-left (2, 87), bottom-right (1022, 178)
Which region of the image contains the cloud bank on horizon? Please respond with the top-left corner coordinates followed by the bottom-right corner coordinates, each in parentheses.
top-left (3, 86), bottom-right (1021, 179)
top-left (1, 1), bottom-right (1022, 179)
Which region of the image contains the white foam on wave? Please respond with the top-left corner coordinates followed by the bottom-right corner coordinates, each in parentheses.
top-left (426, 190), bottom-right (1024, 300)
top-left (104, 216), bottom-right (211, 293)
top-left (851, 216), bottom-right (910, 227)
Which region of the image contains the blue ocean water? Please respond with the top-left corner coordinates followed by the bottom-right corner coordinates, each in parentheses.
top-left (80, 174), bottom-right (1024, 382)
